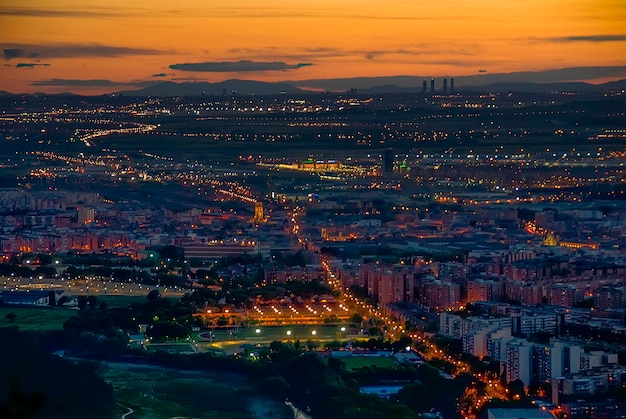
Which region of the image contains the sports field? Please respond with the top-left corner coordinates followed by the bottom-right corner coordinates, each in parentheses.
top-left (340, 355), bottom-right (400, 371)
top-left (191, 324), bottom-right (358, 354)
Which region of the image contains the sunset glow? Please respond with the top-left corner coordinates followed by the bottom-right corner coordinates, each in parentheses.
top-left (2, 0), bottom-right (626, 94)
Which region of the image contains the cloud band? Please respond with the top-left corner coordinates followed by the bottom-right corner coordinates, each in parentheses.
top-left (169, 60), bottom-right (312, 72)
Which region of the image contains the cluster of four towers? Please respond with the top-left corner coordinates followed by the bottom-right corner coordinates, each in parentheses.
top-left (422, 77), bottom-right (454, 94)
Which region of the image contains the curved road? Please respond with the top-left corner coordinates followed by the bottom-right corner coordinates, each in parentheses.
top-left (285, 401), bottom-right (312, 419)
top-left (121, 406), bottom-right (134, 418)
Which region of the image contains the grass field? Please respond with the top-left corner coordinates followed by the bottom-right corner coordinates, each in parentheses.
top-left (192, 324), bottom-right (357, 355)
top-left (204, 324), bottom-right (354, 341)
top-left (0, 306), bottom-right (77, 331)
top-left (98, 361), bottom-right (291, 419)
top-left (0, 295), bottom-right (180, 331)
top-left (340, 355), bottom-right (400, 371)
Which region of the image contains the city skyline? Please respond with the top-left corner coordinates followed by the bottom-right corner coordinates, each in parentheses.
top-left (2, 2), bottom-right (626, 417)
top-left (2, 0), bottom-right (626, 94)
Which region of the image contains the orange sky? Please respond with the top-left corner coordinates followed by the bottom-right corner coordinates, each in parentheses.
top-left (1, 0), bottom-right (626, 93)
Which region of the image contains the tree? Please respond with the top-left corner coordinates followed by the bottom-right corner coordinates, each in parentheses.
top-left (147, 289), bottom-right (161, 301)
top-left (423, 320), bottom-right (439, 333)
top-left (395, 382), bottom-right (430, 412)
top-left (77, 296), bottom-right (87, 310)
top-left (368, 327), bottom-right (382, 336)
top-left (86, 295), bottom-right (97, 309)
top-left (65, 265), bottom-right (80, 279)
top-left (0, 328), bottom-right (115, 418)
top-left (324, 340), bottom-right (342, 351)
top-left (306, 339), bottom-right (320, 352)
top-left (507, 379), bottom-right (526, 400)
top-left (159, 245), bottom-right (177, 259)
top-left (350, 313), bottom-right (363, 325)
top-left (57, 295), bottom-right (71, 306)
top-left (145, 321), bottom-right (189, 341)
top-left (391, 335), bottom-right (413, 352)
top-left (327, 357), bottom-right (345, 374)
top-left (256, 376), bottom-right (291, 398)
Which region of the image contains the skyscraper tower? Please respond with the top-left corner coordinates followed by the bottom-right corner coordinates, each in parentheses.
top-left (430, 78), bottom-right (435, 94)
top-left (443, 78), bottom-right (448, 94)
top-left (383, 149), bottom-right (394, 174)
top-left (422, 79), bottom-right (427, 93)
top-left (450, 78), bottom-right (455, 93)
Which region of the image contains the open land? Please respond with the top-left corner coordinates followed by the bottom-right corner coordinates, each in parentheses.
top-left (98, 361), bottom-right (291, 419)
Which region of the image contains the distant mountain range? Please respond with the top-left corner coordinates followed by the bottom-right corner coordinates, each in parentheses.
top-left (356, 79), bottom-right (626, 94)
top-left (288, 67), bottom-right (626, 92)
top-left (111, 78), bottom-right (626, 97)
top-left (115, 80), bottom-right (306, 97)
top-left (2, 73), bottom-right (625, 98)
top-left (440, 79), bottom-right (626, 94)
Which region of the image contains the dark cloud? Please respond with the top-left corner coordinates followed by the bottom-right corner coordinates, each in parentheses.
top-left (226, 45), bottom-right (479, 63)
top-left (192, 9), bottom-right (443, 21)
top-left (169, 60), bottom-right (313, 72)
top-left (3, 48), bottom-right (23, 60)
top-left (536, 34), bottom-right (626, 43)
top-left (152, 73), bottom-right (168, 77)
top-left (16, 63), bottom-right (50, 68)
top-left (233, 46), bottom-right (380, 60)
top-left (0, 5), bottom-right (480, 22)
top-left (364, 49), bottom-right (415, 60)
top-left (0, 7), bottom-right (120, 18)
top-left (1, 43), bottom-right (168, 59)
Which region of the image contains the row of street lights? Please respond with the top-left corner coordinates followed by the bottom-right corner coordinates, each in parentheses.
top-left (253, 326), bottom-right (347, 338)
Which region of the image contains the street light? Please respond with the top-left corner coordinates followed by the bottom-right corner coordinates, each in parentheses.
top-left (311, 330), bottom-right (316, 336)
top-left (255, 329), bottom-right (261, 334)
top-left (286, 330), bottom-right (292, 336)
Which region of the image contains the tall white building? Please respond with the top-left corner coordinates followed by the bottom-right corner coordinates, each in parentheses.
top-left (440, 312), bottom-right (514, 358)
top-left (580, 350), bottom-right (618, 370)
top-left (511, 313), bottom-right (558, 336)
top-left (486, 327), bottom-right (512, 361)
top-left (439, 312), bottom-right (464, 339)
top-left (505, 338), bottom-right (533, 388)
top-left (535, 341), bottom-right (565, 382)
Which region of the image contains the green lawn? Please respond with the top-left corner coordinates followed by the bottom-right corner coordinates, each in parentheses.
top-left (340, 355), bottom-right (399, 371)
top-left (195, 324), bottom-right (353, 345)
top-left (0, 306), bottom-right (77, 331)
top-left (192, 325), bottom-right (355, 355)
top-left (98, 361), bottom-right (291, 419)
